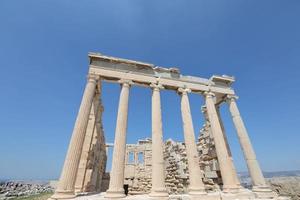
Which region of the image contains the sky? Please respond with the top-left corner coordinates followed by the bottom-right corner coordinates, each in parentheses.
top-left (0, 0), bottom-right (299, 180)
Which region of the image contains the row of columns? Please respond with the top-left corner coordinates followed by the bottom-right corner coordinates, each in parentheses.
top-left (205, 92), bottom-right (241, 192)
top-left (50, 75), bottom-right (271, 200)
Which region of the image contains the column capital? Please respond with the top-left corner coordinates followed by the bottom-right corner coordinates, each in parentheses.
top-left (177, 87), bottom-right (191, 95)
top-left (225, 94), bottom-right (239, 103)
top-left (203, 91), bottom-right (215, 98)
top-left (87, 74), bottom-right (99, 83)
top-left (150, 83), bottom-right (164, 91)
top-left (201, 105), bottom-right (207, 113)
top-left (118, 79), bottom-right (133, 87)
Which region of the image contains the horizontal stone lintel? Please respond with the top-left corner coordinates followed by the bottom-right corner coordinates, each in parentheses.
top-left (89, 65), bottom-right (235, 97)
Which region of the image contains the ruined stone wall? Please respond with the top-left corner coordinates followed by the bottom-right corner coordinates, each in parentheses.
top-left (164, 140), bottom-right (188, 194)
top-left (197, 121), bottom-right (223, 189)
top-left (123, 124), bottom-right (222, 194)
top-left (124, 139), bottom-right (152, 194)
top-left (163, 132), bottom-right (222, 194)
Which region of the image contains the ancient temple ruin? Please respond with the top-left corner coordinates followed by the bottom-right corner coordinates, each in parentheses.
top-left (49, 53), bottom-right (285, 200)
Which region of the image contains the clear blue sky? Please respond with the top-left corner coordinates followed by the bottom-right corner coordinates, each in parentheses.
top-left (0, 1), bottom-right (299, 180)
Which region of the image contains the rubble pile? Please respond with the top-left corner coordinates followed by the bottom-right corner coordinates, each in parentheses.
top-left (0, 181), bottom-right (53, 200)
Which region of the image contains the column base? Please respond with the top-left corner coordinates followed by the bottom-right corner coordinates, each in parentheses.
top-left (252, 186), bottom-right (277, 199)
top-left (74, 187), bottom-right (83, 195)
top-left (49, 191), bottom-right (76, 200)
top-left (189, 190), bottom-right (215, 200)
top-left (222, 185), bottom-right (241, 193)
top-left (104, 189), bottom-right (126, 199)
top-left (188, 186), bottom-right (207, 196)
top-left (149, 187), bottom-right (169, 198)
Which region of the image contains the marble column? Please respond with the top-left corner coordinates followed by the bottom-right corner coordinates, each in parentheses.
top-left (178, 88), bottom-right (206, 195)
top-left (74, 93), bottom-right (100, 193)
top-left (216, 106), bottom-right (242, 188)
top-left (149, 83), bottom-right (168, 198)
top-left (105, 80), bottom-right (132, 198)
top-left (226, 95), bottom-right (272, 193)
top-left (204, 92), bottom-right (240, 193)
top-left (51, 74), bottom-right (99, 199)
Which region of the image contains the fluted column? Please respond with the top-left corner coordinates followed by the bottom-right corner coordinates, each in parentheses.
top-left (74, 93), bottom-right (100, 193)
top-left (51, 74), bottom-right (99, 199)
top-left (226, 95), bottom-right (272, 193)
top-left (216, 106), bottom-right (242, 188)
top-left (105, 79), bottom-right (132, 198)
top-left (178, 88), bottom-right (206, 196)
top-left (149, 83), bottom-right (168, 198)
top-left (204, 92), bottom-right (240, 193)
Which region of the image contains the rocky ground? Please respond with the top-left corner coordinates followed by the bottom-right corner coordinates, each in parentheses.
top-left (239, 175), bottom-right (300, 200)
top-left (0, 181), bottom-right (53, 200)
top-left (0, 175), bottom-right (299, 200)
top-left (267, 176), bottom-right (300, 200)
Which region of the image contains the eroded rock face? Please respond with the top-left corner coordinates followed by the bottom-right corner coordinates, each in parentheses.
top-left (267, 177), bottom-right (300, 200)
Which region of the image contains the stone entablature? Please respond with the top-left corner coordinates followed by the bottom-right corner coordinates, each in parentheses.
top-left (50, 53), bottom-right (281, 200)
top-left (88, 52), bottom-right (235, 104)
